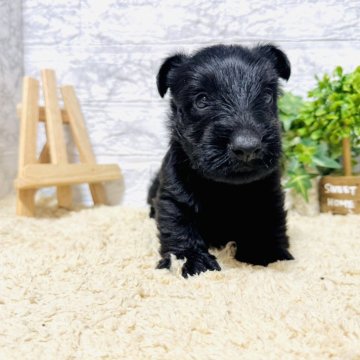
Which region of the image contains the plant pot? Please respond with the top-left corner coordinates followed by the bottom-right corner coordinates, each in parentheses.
top-left (319, 175), bottom-right (360, 214)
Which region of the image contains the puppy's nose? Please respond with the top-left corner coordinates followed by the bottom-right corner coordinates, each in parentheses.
top-left (231, 134), bottom-right (261, 161)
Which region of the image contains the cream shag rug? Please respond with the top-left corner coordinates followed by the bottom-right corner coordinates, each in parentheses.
top-left (0, 195), bottom-right (359, 359)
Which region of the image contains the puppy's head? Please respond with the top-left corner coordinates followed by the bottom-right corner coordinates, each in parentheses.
top-left (157, 44), bottom-right (290, 184)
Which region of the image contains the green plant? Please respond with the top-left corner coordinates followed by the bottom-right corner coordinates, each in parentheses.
top-left (279, 93), bottom-right (338, 201)
top-left (280, 66), bottom-right (360, 201)
top-left (296, 66), bottom-right (360, 159)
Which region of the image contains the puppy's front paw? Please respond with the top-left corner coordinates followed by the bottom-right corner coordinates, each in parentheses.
top-left (156, 256), bottom-right (171, 269)
top-left (271, 247), bottom-right (294, 262)
top-left (181, 252), bottom-right (221, 278)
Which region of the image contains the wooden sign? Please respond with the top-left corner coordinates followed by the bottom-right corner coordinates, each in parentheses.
top-left (319, 175), bottom-right (360, 214)
top-left (15, 69), bottom-right (122, 217)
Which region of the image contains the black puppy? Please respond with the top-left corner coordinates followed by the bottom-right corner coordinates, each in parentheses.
top-left (148, 44), bottom-right (294, 277)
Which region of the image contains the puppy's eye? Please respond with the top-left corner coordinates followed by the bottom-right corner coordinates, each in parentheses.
top-left (264, 93), bottom-right (273, 104)
top-left (194, 94), bottom-right (209, 109)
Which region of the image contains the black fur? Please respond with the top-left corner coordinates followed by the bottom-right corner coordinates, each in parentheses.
top-left (148, 44), bottom-right (294, 277)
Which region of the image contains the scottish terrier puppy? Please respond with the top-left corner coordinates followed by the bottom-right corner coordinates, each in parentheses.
top-left (148, 44), bottom-right (294, 277)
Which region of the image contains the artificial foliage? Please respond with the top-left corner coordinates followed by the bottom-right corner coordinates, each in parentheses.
top-left (279, 66), bottom-right (360, 201)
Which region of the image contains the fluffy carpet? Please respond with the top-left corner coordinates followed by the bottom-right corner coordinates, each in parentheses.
top-left (0, 195), bottom-right (359, 359)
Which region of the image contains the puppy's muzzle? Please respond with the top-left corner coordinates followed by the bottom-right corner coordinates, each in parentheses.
top-left (230, 133), bottom-right (262, 162)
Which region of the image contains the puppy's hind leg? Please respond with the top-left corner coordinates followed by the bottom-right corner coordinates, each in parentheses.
top-left (147, 171), bottom-right (160, 218)
top-left (235, 172), bottom-right (294, 266)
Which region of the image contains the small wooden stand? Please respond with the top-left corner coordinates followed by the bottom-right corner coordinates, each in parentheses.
top-left (15, 69), bottom-right (122, 217)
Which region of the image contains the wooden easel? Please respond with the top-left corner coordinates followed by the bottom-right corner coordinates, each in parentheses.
top-left (15, 69), bottom-right (122, 217)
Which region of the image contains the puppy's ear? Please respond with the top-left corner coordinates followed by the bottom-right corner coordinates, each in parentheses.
top-left (256, 44), bottom-right (291, 81)
top-left (157, 53), bottom-right (187, 97)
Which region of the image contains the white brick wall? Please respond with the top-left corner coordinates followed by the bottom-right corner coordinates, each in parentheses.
top-left (2, 0), bottom-right (360, 206)
top-left (0, 0), bottom-right (22, 198)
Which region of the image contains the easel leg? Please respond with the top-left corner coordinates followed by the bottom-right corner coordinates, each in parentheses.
top-left (37, 141), bottom-right (72, 208)
top-left (42, 69), bottom-right (72, 209)
top-left (16, 76), bottom-right (39, 217)
top-left (89, 183), bottom-right (106, 205)
top-left (38, 142), bottom-right (50, 164)
top-left (16, 189), bottom-right (36, 216)
top-left (57, 186), bottom-right (72, 208)
top-left (61, 85), bottom-right (107, 205)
